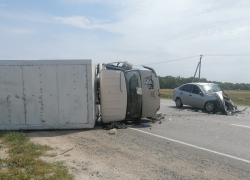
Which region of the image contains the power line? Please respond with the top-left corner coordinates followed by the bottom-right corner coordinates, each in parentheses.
top-left (134, 53), bottom-right (250, 66)
top-left (203, 53), bottom-right (250, 57)
top-left (134, 55), bottom-right (200, 66)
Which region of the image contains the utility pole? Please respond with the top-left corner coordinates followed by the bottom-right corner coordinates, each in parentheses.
top-left (192, 55), bottom-right (203, 82)
top-left (199, 55), bottom-right (202, 81)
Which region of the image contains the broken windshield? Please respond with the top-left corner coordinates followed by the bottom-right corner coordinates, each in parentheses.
top-left (200, 84), bottom-right (222, 94)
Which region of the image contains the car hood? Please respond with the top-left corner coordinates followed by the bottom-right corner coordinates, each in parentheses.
top-left (214, 91), bottom-right (223, 100)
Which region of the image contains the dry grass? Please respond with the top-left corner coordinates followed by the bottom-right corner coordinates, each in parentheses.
top-left (225, 90), bottom-right (250, 106)
top-left (160, 89), bottom-right (250, 106)
top-left (0, 131), bottom-right (74, 180)
top-left (159, 89), bottom-right (174, 99)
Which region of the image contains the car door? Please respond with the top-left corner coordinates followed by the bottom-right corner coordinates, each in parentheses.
top-left (189, 85), bottom-right (203, 108)
top-left (179, 84), bottom-right (193, 105)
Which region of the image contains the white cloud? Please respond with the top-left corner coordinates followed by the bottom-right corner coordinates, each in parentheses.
top-left (53, 16), bottom-right (104, 29)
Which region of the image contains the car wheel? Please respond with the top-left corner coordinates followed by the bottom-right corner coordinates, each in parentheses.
top-left (204, 101), bottom-right (215, 112)
top-left (175, 98), bottom-right (183, 108)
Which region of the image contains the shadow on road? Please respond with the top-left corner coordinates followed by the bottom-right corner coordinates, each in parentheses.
top-left (126, 119), bottom-right (153, 129)
top-left (23, 126), bottom-right (103, 138)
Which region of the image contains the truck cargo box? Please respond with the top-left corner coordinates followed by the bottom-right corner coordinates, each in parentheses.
top-left (0, 60), bottom-right (96, 130)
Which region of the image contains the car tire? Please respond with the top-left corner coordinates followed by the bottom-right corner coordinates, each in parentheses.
top-left (175, 98), bottom-right (183, 108)
top-left (204, 101), bottom-right (215, 113)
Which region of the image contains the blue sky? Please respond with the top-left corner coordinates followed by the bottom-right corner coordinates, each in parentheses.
top-left (1, 0), bottom-right (250, 83)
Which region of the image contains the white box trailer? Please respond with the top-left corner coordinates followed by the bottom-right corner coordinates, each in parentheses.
top-left (0, 60), bottom-right (96, 130)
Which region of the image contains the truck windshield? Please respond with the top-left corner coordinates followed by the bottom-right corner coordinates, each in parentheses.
top-left (124, 70), bottom-right (142, 119)
top-left (200, 84), bottom-right (222, 94)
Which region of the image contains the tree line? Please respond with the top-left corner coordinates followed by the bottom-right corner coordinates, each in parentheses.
top-left (159, 76), bottom-right (250, 90)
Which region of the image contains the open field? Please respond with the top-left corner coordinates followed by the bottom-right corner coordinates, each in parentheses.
top-left (225, 90), bottom-right (250, 106)
top-left (160, 89), bottom-right (250, 106)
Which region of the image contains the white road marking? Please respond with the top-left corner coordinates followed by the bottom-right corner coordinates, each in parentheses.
top-left (231, 124), bottom-right (250, 129)
top-left (130, 128), bottom-right (250, 164)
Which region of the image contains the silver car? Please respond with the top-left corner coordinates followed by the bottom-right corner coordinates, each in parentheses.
top-left (172, 83), bottom-right (225, 112)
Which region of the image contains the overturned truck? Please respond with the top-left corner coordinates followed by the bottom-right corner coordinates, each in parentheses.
top-left (0, 60), bottom-right (160, 130)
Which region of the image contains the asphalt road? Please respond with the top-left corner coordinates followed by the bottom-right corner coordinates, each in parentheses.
top-left (126, 98), bottom-right (250, 179)
top-left (27, 98), bottom-right (250, 179)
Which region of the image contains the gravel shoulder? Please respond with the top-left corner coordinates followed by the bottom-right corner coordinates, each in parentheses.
top-left (26, 122), bottom-right (250, 180)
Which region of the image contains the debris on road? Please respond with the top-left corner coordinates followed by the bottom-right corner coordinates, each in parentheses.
top-left (60, 148), bottom-right (74, 155)
top-left (150, 112), bottom-right (166, 123)
top-left (109, 129), bottom-right (117, 134)
top-left (231, 107), bottom-right (248, 115)
top-left (102, 122), bottom-right (127, 130)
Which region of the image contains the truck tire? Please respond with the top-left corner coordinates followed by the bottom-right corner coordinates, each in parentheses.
top-left (175, 98), bottom-right (183, 108)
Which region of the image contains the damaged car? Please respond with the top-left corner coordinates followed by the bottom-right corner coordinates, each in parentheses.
top-left (172, 83), bottom-right (237, 114)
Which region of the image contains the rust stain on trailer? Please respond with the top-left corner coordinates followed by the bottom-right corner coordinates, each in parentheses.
top-left (6, 95), bottom-right (11, 123)
top-left (39, 88), bottom-right (45, 124)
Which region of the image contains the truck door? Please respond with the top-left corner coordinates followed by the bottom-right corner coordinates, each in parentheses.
top-left (100, 70), bottom-right (127, 123)
top-left (140, 69), bottom-right (160, 118)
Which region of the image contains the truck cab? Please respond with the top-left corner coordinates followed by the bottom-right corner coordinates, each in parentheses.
top-left (98, 62), bottom-right (160, 123)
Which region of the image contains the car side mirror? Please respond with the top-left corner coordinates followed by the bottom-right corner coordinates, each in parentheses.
top-left (199, 92), bottom-right (203, 96)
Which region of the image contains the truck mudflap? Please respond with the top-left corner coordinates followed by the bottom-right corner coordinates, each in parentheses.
top-left (215, 91), bottom-right (238, 115)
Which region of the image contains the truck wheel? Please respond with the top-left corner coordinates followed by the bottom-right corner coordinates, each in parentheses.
top-left (175, 98), bottom-right (183, 108)
top-left (204, 102), bottom-right (215, 113)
